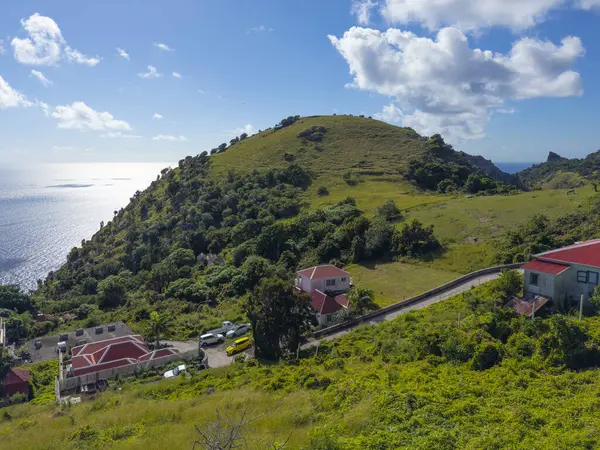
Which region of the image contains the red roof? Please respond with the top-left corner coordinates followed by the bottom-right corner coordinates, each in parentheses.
top-left (2, 368), bottom-right (30, 386)
top-left (536, 239), bottom-right (600, 268)
top-left (2, 368), bottom-right (30, 397)
top-left (70, 335), bottom-right (179, 377)
top-left (522, 259), bottom-right (570, 275)
top-left (298, 265), bottom-right (349, 280)
top-left (507, 295), bottom-right (550, 317)
top-left (311, 290), bottom-right (350, 315)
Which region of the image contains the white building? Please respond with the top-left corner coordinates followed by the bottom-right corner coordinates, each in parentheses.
top-left (295, 265), bottom-right (351, 326)
top-left (522, 239), bottom-right (600, 308)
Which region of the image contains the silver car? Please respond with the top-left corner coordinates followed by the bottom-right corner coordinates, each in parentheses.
top-left (226, 324), bottom-right (251, 339)
top-left (200, 333), bottom-right (224, 347)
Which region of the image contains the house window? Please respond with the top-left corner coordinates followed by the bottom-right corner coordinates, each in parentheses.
top-left (326, 279), bottom-right (336, 287)
top-left (341, 277), bottom-right (347, 282)
top-left (326, 314), bottom-right (332, 323)
top-left (530, 273), bottom-right (539, 286)
top-left (577, 271), bottom-right (599, 284)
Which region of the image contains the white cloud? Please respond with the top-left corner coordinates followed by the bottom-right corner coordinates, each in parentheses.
top-left (50, 101), bottom-right (132, 131)
top-left (152, 134), bottom-right (187, 141)
top-left (351, 1), bottom-right (377, 25)
top-left (198, 89), bottom-right (205, 94)
top-left (36, 99), bottom-right (51, 116)
top-left (100, 132), bottom-right (142, 138)
top-left (374, 104), bottom-right (403, 123)
top-left (64, 46), bottom-right (100, 66)
top-left (154, 42), bottom-right (174, 51)
top-left (30, 70), bottom-right (52, 86)
top-left (497, 108), bottom-right (516, 114)
top-left (117, 48), bottom-right (130, 60)
top-left (172, 72), bottom-right (182, 79)
top-left (330, 27), bottom-right (584, 142)
top-left (138, 65), bottom-right (162, 79)
top-left (11, 13), bottom-right (100, 66)
top-left (235, 124), bottom-right (256, 135)
top-left (381, 0), bottom-right (565, 32)
top-left (153, 113), bottom-right (163, 119)
top-left (0, 39), bottom-right (4, 54)
top-left (578, 0), bottom-right (600, 8)
top-left (0, 76), bottom-right (32, 108)
top-left (248, 25), bottom-right (274, 34)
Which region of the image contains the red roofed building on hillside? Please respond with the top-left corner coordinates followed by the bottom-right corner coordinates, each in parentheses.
top-left (523, 239), bottom-right (600, 309)
top-left (2, 368), bottom-right (30, 399)
top-left (69, 335), bottom-right (179, 377)
top-left (296, 265), bottom-right (352, 325)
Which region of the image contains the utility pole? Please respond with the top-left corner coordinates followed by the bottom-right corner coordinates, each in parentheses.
top-left (531, 301), bottom-right (535, 319)
top-left (579, 294), bottom-right (584, 322)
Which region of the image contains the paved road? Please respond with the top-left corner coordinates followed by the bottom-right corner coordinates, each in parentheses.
top-left (164, 339), bottom-right (253, 369)
top-left (306, 272), bottom-right (503, 344)
top-left (167, 272), bottom-right (505, 367)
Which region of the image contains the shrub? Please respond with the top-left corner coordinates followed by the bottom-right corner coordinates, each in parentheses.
top-left (317, 186), bottom-right (329, 196)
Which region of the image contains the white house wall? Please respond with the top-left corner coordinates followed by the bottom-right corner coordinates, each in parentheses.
top-left (554, 263), bottom-right (600, 305)
top-left (524, 270), bottom-right (557, 298)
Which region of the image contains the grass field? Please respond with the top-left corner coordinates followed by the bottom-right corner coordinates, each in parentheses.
top-left (210, 115), bottom-right (428, 180)
top-left (346, 261), bottom-right (461, 307)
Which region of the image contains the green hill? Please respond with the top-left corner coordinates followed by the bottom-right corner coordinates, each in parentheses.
top-left (21, 114), bottom-right (592, 337)
top-left (517, 150), bottom-right (600, 188)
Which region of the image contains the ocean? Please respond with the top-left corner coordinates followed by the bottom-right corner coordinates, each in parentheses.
top-left (495, 162), bottom-right (538, 174)
top-left (0, 162), bottom-right (171, 290)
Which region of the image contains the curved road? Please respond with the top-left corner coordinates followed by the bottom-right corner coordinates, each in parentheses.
top-left (306, 271), bottom-right (503, 344)
top-left (175, 271), bottom-right (507, 367)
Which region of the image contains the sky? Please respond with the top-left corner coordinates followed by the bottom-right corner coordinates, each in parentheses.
top-left (1, 0), bottom-right (600, 164)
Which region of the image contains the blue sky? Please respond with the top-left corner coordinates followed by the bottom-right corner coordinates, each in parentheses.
top-left (1, 0), bottom-right (600, 164)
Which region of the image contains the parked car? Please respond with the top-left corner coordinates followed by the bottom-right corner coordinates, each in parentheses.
top-left (200, 333), bottom-right (224, 347)
top-left (226, 337), bottom-right (252, 356)
top-left (226, 324), bottom-right (251, 339)
top-left (164, 364), bottom-right (186, 379)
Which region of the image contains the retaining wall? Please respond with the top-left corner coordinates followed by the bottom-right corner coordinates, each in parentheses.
top-left (312, 263), bottom-right (522, 339)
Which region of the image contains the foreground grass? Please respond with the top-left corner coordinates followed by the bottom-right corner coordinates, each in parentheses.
top-left (6, 278), bottom-right (600, 449)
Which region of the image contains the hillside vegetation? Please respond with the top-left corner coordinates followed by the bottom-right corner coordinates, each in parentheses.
top-left (518, 150), bottom-right (600, 189)
top-left (0, 115), bottom-right (589, 339)
top-left (6, 274), bottom-right (600, 449)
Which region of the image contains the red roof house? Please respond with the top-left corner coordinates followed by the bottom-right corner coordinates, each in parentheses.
top-left (296, 265), bottom-right (352, 325)
top-left (2, 368), bottom-right (30, 398)
top-left (523, 239), bottom-right (600, 307)
top-left (70, 335), bottom-right (179, 377)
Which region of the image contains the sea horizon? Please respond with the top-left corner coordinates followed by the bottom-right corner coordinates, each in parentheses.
top-left (0, 162), bottom-right (173, 290)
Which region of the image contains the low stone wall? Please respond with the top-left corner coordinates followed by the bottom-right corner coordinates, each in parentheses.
top-left (312, 263), bottom-right (522, 339)
top-left (57, 348), bottom-right (204, 395)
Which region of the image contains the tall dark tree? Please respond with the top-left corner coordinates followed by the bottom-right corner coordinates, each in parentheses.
top-left (0, 285), bottom-right (33, 314)
top-left (245, 278), bottom-right (313, 360)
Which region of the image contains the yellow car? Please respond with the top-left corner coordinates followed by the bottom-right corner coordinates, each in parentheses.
top-left (226, 337), bottom-right (252, 356)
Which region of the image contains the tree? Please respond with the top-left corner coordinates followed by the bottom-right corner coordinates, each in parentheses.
top-left (97, 275), bottom-right (127, 308)
top-left (590, 286), bottom-right (600, 312)
top-left (392, 220), bottom-right (440, 257)
top-left (347, 286), bottom-right (378, 315)
top-left (0, 348), bottom-right (12, 383)
top-left (240, 132), bottom-right (248, 140)
top-left (0, 285), bottom-right (33, 313)
top-left (218, 143), bottom-right (227, 152)
top-left (376, 200), bottom-right (401, 221)
top-left (365, 218), bottom-right (394, 259)
top-left (145, 311), bottom-right (171, 348)
top-left (245, 278), bottom-right (314, 360)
